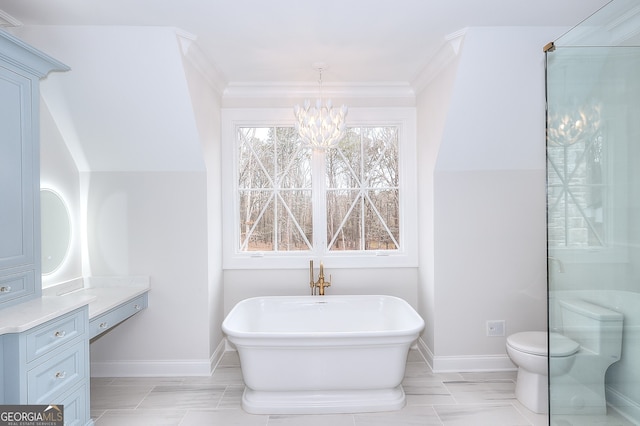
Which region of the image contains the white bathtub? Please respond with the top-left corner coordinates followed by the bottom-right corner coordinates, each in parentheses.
top-left (222, 295), bottom-right (425, 414)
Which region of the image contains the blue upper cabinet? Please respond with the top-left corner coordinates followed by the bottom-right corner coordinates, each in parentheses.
top-left (0, 29), bottom-right (69, 309)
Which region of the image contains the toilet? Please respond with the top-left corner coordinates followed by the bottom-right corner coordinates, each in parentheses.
top-left (507, 331), bottom-right (579, 413)
top-left (551, 299), bottom-right (624, 415)
top-left (507, 299), bottom-right (624, 415)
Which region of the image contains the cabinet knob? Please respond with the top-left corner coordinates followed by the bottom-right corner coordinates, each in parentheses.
top-left (99, 322), bottom-right (108, 329)
top-left (134, 304), bottom-right (141, 310)
top-left (0, 286), bottom-right (11, 293)
top-left (55, 371), bottom-right (66, 379)
top-left (54, 331), bottom-right (66, 338)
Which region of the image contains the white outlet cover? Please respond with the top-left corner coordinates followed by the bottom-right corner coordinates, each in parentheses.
top-left (486, 320), bottom-right (505, 337)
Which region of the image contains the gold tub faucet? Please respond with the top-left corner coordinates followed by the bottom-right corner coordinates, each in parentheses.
top-left (309, 260), bottom-right (331, 296)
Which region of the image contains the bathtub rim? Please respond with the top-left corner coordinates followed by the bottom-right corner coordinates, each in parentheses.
top-left (222, 294), bottom-right (425, 340)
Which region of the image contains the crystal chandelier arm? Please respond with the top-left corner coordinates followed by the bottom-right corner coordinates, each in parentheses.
top-left (293, 65), bottom-right (348, 150)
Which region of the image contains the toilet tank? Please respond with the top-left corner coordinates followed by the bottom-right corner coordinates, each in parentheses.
top-left (559, 299), bottom-right (623, 361)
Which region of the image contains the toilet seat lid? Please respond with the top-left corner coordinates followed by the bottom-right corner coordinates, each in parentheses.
top-left (507, 331), bottom-right (579, 357)
top-left (549, 332), bottom-right (580, 356)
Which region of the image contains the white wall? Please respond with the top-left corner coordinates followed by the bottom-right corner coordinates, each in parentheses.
top-left (23, 23), bottom-right (573, 376)
top-left (86, 171), bottom-right (211, 376)
top-left (179, 38), bottom-right (225, 359)
top-left (40, 102), bottom-right (83, 285)
top-left (417, 27), bottom-right (563, 371)
top-left (415, 34), bottom-right (463, 360)
top-left (224, 268), bottom-right (418, 316)
top-left (15, 25), bottom-right (222, 376)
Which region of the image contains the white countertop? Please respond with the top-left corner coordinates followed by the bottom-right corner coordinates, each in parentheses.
top-left (79, 285), bottom-right (149, 318)
top-left (0, 276), bottom-right (150, 335)
top-left (0, 292), bottom-right (95, 334)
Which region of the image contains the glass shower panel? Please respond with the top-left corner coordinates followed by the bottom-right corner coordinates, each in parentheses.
top-left (547, 1), bottom-right (640, 423)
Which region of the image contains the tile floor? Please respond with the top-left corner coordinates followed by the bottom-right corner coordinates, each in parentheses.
top-left (90, 350), bottom-right (634, 425)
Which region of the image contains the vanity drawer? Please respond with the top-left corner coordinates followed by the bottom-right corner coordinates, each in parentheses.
top-left (27, 340), bottom-right (87, 404)
top-left (26, 308), bottom-right (86, 363)
top-left (90, 293), bottom-right (147, 339)
top-left (0, 270), bottom-right (35, 307)
top-left (56, 382), bottom-right (88, 426)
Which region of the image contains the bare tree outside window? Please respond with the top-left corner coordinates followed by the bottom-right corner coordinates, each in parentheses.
top-left (237, 125), bottom-right (400, 253)
top-left (238, 127), bottom-right (312, 251)
top-left (326, 127), bottom-right (399, 251)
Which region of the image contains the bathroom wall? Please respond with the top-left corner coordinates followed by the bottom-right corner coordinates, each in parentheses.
top-left (14, 25), bottom-right (222, 376)
top-left (40, 101), bottom-right (83, 285)
top-left (86, 171), bottom-right (212, 375)
top-left (180, 38), bottom-right (225, 360)
top-left (16, 23), bottom-right (573, 375)
top-left (417, 27), bottom-right (562, 371)
top-left (415, 32), bottom-right (463, 359)
top-left (223, 268), bottom-right (418, 315)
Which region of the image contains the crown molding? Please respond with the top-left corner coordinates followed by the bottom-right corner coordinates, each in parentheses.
top-left (411, 28), bottom-right (466, 94)
top-left (0, 9), bottom-right (21, 28)
top-left (605, 4), bottom-right (640, 45)
top-left (175, 29), bottom-right (227, 95)
top-left (221, 81), bottom-right (415, 107)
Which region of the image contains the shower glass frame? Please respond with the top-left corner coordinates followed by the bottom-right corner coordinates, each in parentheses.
top-left (546, 0), bottom-right (640, 423)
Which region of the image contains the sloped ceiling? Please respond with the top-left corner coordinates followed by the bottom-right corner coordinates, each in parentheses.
top-left (0, 0), bottom-right (611, 87)
top-left (14, 25), bottom-right (205, 172)
top-left (0, 0), bottom-right (615, 173)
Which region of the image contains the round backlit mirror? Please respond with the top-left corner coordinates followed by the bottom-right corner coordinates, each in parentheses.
top-left (41, 188), bottom-right (71, 275)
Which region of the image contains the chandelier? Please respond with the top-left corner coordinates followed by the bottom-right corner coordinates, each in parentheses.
top-left (293, 65), bottom-right (348, 150)
top-left (547, 99), bottom-right (602, 147)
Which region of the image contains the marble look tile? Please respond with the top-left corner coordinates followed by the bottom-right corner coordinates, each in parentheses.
top-left (91, 377), bottom-right (116, 386)
top-left (180, 408), bottom-right (268, 426)
top-left (406, 349), bottom-right (425, 363)
top-left (217, 384), bottom-right (245, 409)
top-left (90, 409), bottom-right (106, 421)
top-left (402, 381), bottom-right (452, 398)
top-left (93, 409), bottom-right (186, 425)
top-left (354, 405), bottom-right (442, 425)
top-left (218, 351), bottom-right (241, 366)
top-left (267, 414), bottom-right (356, 426)
top-left (90, 384), bottom-right (153, 410)
top-left (443, 380), bottom-right (516, 403)
top-left (404, 362), bottom-right (464, 382)
top-left (183, 366), bottom-right (244, 385)
top-left (551, 412), bottom-right (636, 426)
top-left (211, 365), bottom-right (245, 385)
top-left (89, 350), bottom-right (640, 426)
top-left (137, 384), bottom-right (226, 410)
top-left (405, 392), bottom-right (457, 407)
top-left (435, 403), bottom-right (531, 425)
top-left (110, 376), bottom-right (184, 386)
top-left (512, 400), bottom-right (548, 426)
top-left (459, 371), bottom-right (517, 382)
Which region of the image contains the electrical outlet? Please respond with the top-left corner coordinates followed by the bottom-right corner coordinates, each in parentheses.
top-left (486, 320), bottom-right (505, 337)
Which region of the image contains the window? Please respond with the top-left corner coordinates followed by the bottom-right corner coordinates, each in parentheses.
top-left (547, 100), bottom-right (605, 249)
top-left (222, 108), bottom-right (417, 269)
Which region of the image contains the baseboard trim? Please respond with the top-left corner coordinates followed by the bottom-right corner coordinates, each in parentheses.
top-left (90, 340), bottom-right (227, 377)
top-left (416, 337), bottom-right (434, 370)
top-left (606, 385), bottom-right (640, 423)
top-left (416, 337), bottom-right (516, 373)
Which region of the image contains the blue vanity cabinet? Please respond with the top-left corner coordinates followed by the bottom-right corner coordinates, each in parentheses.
top-left (2, 306), bottom-right (91, 425)
top-left (0, 29), bottom-right (88, 424)
top-left (0, 29), bottom-right (69, 310)
top-left (90, 293), bottom-right (148, 339)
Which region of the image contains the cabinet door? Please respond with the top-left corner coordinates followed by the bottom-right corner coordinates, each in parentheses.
top-left (0, 65), bottom-right (37, 306)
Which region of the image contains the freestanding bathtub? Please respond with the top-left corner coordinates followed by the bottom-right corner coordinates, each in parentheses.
top-left (222, 295), bottom-right (425, 414)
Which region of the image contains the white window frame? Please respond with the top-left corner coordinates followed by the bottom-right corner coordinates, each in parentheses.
top-left (221, 107), bottom-right (418, 269)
